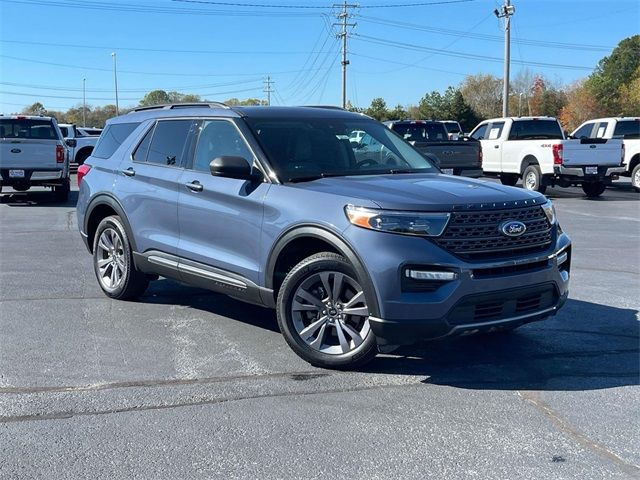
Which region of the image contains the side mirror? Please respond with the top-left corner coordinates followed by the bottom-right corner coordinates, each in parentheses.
top-left (65, 139), bottom-right (77, 148)
top-left (209, 156), bottom-right (261, 181)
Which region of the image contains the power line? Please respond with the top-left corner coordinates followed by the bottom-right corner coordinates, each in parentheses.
top-left (351, 34), bottom-right (594, 71)
top-left (350, 51), bottom-right (469, 76)
top-left (173, 0), bottom-right (475, 7)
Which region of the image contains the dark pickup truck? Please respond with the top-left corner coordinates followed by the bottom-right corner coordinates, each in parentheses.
top-left (385, 120), bottom-right (483, 178)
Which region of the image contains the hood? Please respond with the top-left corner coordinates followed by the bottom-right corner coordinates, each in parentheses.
top-left (290, 173), bottom-right (545, 211)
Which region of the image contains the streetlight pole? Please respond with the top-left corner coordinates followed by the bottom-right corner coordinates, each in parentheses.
top-left (82, 78), bottom-right (86, 127)
top-left (111, 52), bottom-right (119, 115)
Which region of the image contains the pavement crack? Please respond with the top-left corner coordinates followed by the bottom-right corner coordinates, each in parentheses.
top-left (517, 390), bottom-right (640, 477)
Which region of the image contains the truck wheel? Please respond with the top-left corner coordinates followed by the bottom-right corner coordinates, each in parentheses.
top-left (54, 179), bottom-right (70, 202)
top-left (276, 252), bottom-right (378, 369)
top-left (500, 173), bottom-right (518, 186)
top-left (632, 164), bottom-right (640, 193)
top-left (93, 215), bottom-right (149, 300)
top-left (581, 182), bottom-right (606, 197)
top-left (75, 149), bottom-right (92, 166)
top-left (523, 165), bottom-right (547, 194)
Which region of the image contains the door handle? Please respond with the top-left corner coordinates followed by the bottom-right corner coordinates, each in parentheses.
top-left (494, 145), bottom-right (500, 149)
top-left (122, 167), bottom-right (135, 177)
top-left (185, 181), bottom-right (203, 192)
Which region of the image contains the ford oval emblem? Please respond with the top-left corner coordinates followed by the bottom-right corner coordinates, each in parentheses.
top-left (500, 220), bottom-right (527, 237)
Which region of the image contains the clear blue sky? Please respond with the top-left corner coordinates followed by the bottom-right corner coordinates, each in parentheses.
top-left (0, 0), bottom-right (638, 113)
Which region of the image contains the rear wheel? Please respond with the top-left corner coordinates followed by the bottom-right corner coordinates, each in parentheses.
top-left (581, 181), bottom-right (606, 197)
top-left (631, 164), bottom-right (640, 193)
top-left (93, 215), bottom-right (149, 300)
top-left (277, 252), bottom-right (377, 369)
top-left (523, 164), bottom-right (547, 194)
top-left (54, 179), bottom-right (70, 202)
top-left (500, 173), bottom-right (519, 186)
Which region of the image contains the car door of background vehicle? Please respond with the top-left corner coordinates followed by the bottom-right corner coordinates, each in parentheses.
top-left (480, 121), bottom-right (505, 172)
top-left (177, 118), bottom-right (269, 285)
top-left (113, 119), bottom-right (192, 257)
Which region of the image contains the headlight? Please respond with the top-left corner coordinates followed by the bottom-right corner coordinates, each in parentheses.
top-left (345, 205), bottom-right (450, 236)
top-left (541, 200), bottom-right (557, 225)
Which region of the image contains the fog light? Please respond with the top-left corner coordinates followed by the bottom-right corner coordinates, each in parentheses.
top-left (405, 269), bottom-right (458, 281)
top-left (556, 251), bottom-right (568, 267)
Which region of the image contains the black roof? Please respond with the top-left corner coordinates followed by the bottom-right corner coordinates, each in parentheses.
top-left (235, 106), bottom-right (367, 119)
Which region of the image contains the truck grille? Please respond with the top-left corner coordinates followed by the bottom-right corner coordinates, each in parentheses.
top-left (433, 206), bottom-right (553, 261)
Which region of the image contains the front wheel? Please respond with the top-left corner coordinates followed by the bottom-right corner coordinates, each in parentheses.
top-left (93, 215), bottom-right (149, 300)
top-left (522, 164), bottom-right (547, 194)
top-left (581, 181), bottom-right (606, 197)
top-left (276, 252), bottom-right (378, 369)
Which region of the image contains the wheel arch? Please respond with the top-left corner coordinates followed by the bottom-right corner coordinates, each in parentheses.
top-left (520, 155), bottom-right (539, 175)
top-left (265, 225), bottom-right (381, 318)
top-left (75, 146), bottom-right (94, 163)
top-left (628, 153), bottom-right (640, 172)
top-left (84, 194), bottom-right (137, 254)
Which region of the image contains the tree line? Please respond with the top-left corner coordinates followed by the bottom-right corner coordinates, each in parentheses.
top-left (19, 35), bottom-right (638, 132)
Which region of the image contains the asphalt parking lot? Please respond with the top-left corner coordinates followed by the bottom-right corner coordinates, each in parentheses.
top-left (0, 176), bottom-right (638, 479)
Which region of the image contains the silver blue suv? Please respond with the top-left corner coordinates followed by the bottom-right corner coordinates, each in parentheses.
top-left (77, 103), bottom-right (571, 369)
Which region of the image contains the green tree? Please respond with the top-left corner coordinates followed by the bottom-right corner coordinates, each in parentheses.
top-left (586, 35), bottom-right (640, 114)
top-left (139, 90), bottom-right (172, 106)
top-left (387, 104), bottom-right (407, 120)
top-left (417, 87), bottom-right (478, 130)
top-left (22, 102), bottom-right (47, 116)
top-left (365, 97), bottom-right (389, 121)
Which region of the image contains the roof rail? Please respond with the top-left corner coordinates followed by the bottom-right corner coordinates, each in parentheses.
top-left (303, 105), bottom-right (346, 111)
top-left (130, 102), bottom-right (229, 113)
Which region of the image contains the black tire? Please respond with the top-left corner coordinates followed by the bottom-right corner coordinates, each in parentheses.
top-left (92, 215), bottom-right (149, 300)
top-left (276, 252), bottom-right (378, 369)
top-left (631, 163), bottom-right (640, 193)
top-left (581, 181), bottom-right (606, 197)
top-left (500, 173), bottom-right (518, 186)
top-left (53, 179), bottom-right (70, 202)
top-left (522, 164), bottom-right (547, 194)
top-left (75, 148), bottom-right (92, 166)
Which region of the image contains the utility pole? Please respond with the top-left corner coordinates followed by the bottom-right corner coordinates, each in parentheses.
top-left (111, 52), bottom-right (119, 115)
top-left (263, 76), bottom-right (274, 106)
top-left (494, 0), bottom-right (515, 117)
top-left (334, 1), bottom-right (357, 109)
top-left (82, 78), bottom-right (86, 127)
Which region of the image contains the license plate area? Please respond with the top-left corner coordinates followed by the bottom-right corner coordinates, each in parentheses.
top-left (9, 169), bottom-right (25, 178)
top-left (585, 166), bottom-right (598, 175)
top-left (442, 168), bottom-right (454, 175)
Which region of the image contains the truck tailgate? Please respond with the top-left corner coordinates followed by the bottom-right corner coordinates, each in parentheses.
top-left (562, 138), bottom-right (623, 167)
top-left (412, 141), bottom-right (480, 169)
top-left (0, 139), bottom-right (59, 169)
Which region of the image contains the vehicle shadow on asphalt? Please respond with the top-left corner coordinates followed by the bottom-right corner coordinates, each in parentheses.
top-left (543, 184), bottom-right (640, 202)
top-left (364, 299), bottom-right (639, 391)
top-left (0, 190), bottom-right (78, 207)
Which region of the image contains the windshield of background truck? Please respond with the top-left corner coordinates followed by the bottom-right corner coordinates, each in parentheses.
top-left (246, 117), bottom-right (437, 181)
top-left (0, 119), bottom-right (58, 140)
top-left (508, 120), bottom-right (563, 140)
top-left (391, 123), bottom-right (448, 142)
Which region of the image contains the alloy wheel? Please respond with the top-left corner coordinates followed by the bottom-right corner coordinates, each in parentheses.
top-left (95, 227), bottom-right (126, 290)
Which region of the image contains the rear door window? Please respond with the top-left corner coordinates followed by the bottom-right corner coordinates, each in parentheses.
top-left (145, 120), bottom-right (193, 167)
top-left (93, 122), bottom-right (140, 159)
top-left (613, 120), bottom-right (640, 139)
top-left (0, 119), bottom-right (58, 140)
top-left (132, 124), bottom-right (155, 163)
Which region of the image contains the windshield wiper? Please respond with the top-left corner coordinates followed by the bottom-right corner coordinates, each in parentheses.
top-left (287, 172), bottom-right (347, 183)
top-left (388, 168), bottom-right (423, 174)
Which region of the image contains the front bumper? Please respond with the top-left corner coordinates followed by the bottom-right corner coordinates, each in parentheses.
top-left (343, 225), bottom-right (571, 346)
top-left (552, 165), bottom-right (625, 184)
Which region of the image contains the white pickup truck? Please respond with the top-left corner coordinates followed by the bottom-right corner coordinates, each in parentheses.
top-left (571, 117), bottom-right (640, 192)
top-left (0, 115), bottom-right (71, 200)
top-left (58, 123), bottom-right (100, 165)
top-left (470, 116), bottom-right (625, 197)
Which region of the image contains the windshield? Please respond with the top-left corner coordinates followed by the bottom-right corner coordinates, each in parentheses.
top-left (0, 119), bottom-right (58, 140)
top-left (245, 117), bottom-right (437, 181)
top-left (390, 123), bottom-right (448, 142)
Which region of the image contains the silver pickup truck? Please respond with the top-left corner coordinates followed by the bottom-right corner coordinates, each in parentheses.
top-left (0, 115), bottom-right (71, 201)
top-left (385, 120), bottom-right (483, 178)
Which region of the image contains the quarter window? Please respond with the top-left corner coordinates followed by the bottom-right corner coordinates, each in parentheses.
top-left (192, 120), bottom-right (253, 172)
top-left (93, 122), bottom-right (140, 159)
top-left (146, 120), bottom-right (193, 166)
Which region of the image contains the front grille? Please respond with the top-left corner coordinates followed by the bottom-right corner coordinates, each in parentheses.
top-left (433, 206), bottom-right (553, 261)
top-left (448, 283), bottom-right (558, 326)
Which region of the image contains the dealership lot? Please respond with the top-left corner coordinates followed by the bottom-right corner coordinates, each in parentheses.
top-left (0, 178), bottom-right (638, 479)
